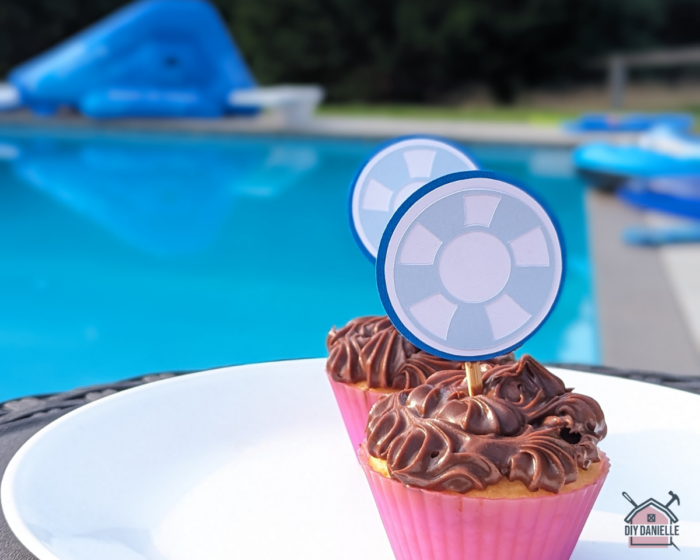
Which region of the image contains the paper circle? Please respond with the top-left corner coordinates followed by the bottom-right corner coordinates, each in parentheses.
top-left (439, 232), bottom-right (512, 303)
top-left (377, 171), bottom-right (564, 360)
top-left (349, 136), bottom-right (477, 262)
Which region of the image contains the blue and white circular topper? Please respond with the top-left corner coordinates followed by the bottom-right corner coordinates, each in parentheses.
top-left (377, 171), bottom-right (564, 360)
top-left (350, 137), bottom-right (477, 262)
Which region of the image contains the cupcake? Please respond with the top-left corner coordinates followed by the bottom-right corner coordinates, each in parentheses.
top-left (326, 315), bottom-right (514, 449)
top-left (360, 355), bottom-right (609, 560)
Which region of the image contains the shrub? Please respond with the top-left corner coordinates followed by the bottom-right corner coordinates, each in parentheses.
top-left (1, 0), bottom-right (695, 103)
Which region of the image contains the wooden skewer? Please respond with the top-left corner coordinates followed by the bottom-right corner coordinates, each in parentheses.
top-left (465, 361), bottom-right (483, 396)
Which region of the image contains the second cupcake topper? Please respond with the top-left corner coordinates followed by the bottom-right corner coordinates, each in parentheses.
top-left (375, 170), bottom-right (564, 396)
top-left (349, 136), bottom-right (477, 262)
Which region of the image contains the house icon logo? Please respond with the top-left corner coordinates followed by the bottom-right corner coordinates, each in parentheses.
top-left (623, 491), bottom-right (681, 550)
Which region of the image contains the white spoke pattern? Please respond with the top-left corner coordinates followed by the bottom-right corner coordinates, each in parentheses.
top-left (509, 227), bottom-right (550, 266)
top-left (403, 149), bottom-right (437, 178)
top-left (399, 223), bottom-right (443, 265)
top-left (464, 194), bottom-right (501, 227)
top-left (408, 294), bottom-right (458, 340)
top-left (485, 294), bottom-right (532, 340)
top-left (362, 179), bottom-right (393, 212)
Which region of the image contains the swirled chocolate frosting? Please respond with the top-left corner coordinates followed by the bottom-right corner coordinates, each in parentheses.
top-left (366, 355), bottom-right (607, 493)
top-left (327, 316), bottom-right (514, 390)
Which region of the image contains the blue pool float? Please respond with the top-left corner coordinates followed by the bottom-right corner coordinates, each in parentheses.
top-left (623, 224), bottom-right (700, 245)
top-left (618, 176), bottom-right (700, 220)
top-left (4, 0), bottom-right (256, 118)
top-left (565, 113), bottom-right (694, 133)
top-left (617, 175), bottom-right (700, 246)
top-left (573, 126), bottom-right (700, 188)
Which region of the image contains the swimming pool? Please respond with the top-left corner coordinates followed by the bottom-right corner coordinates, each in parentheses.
top-left (0, 126), bottom-right (598, 401)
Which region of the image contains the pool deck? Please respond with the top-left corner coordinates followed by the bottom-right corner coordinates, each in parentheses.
top-left (0, 111), bottom-right (639, 147)
top-left (588, 191), bottom-right (700, 376)
top-left (2, 110), bottom-right (698, 375)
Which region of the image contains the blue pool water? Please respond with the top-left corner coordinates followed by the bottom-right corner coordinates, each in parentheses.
top-left (0, 127), bottom-right (598, 401)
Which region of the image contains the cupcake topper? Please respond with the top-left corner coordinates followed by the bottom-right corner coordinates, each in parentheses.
top-left (349, 136), bottom-right (477, 263)
top-left (376, 171), bottom-right (564, 395)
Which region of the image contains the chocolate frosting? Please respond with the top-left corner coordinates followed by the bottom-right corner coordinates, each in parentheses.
top-left (366, 355), bottom-right (607, 493)
top-left (326, 316), bottom-right (514, 390)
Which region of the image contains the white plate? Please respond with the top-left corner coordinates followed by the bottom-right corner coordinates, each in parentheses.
top-left (2, 359), bottom-right (700, 559)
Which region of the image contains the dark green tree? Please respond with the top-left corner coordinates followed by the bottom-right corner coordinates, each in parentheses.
top-left (0, 0), bottom-right (688, 103)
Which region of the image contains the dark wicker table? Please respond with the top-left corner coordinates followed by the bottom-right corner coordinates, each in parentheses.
top-left (1, 365), bottom-right (699, 560)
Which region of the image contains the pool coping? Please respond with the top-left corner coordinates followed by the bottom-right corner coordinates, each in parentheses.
top-left (586, 190), bottom-right (700, 376)
top-left (0, 111), bottom-right (640, 147)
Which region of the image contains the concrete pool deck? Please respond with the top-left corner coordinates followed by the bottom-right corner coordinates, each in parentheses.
top-left (587, 191), bottom-right (700, 376)
top-left (1, 110), bottom-right (698, 375)
top-left (0, 110), bottom-right (639, 146)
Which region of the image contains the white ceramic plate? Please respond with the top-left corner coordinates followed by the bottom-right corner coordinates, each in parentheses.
top-left (2, 359), bottom-right (700, 559)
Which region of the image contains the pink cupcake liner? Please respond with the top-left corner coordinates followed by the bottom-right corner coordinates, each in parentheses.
top-left (359, 446), bottom-right (610, 560)
top-left (327, 373), bottom-right (387, 449)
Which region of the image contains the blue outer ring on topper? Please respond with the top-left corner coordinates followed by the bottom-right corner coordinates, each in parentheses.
top-left (348, 135), bottom-right (478, 263)
top-left (376, 170), bottom-right (566, 361)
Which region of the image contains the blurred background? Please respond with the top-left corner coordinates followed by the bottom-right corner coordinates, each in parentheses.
top-left (1, 0), bottom-right (700, 402)
top-left (3, 0), bottom-right (700, 110)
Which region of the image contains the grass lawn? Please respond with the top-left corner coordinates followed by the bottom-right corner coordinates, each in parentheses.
top-left (318, 103), bottom-right (700, 126)
top-left (317, 104), bottom-right (581, 125)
